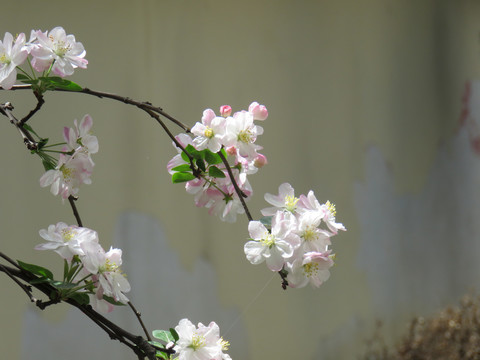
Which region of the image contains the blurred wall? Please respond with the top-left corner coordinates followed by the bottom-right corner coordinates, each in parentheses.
top-left (1, 1), bottom-right (480, 359)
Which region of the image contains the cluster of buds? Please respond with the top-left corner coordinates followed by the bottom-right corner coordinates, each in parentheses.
top-left (0, 26), bottom-right (87, 89)
top-left (168, 102), bottom-right (268, 222)
top-left (244, 183), bottom-right (346, 288)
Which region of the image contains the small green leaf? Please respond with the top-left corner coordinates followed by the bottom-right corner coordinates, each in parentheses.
top-left (51, 281), bottom-right (77, 289)
top-left (208, 166), bottom-right (226, 178)
top-left (185, 144), bottom-right (204, 160)
top-left (16, 73), bottom-right (30, 81)
top-left (69, 292), bottom-right (90, 305)
top-left (152, 329), bottom-right (175, 343)
top-left (171, 164), bottom-right (192, 172)
top-left (204, 150), bottom-right (222, 165)
top-left (17, 260), bottom-right (54, 280)
top-left (39, 76), bottom-right (83, 91)
top-left (169, 327), bottom-right (179, 342)
top-left (196, 158), bottom-right (206, 172)
top-left (103, 295), bottom-right (127, 306)
top-left (259, 216), bottom-right (273, 229)
top-left (172, 172), bottom-right (196, 183)
top-left (29, 278), bottom-right (51, 285)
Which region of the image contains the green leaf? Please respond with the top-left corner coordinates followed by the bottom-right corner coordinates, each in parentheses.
top-left (169, 327), bottom-right (179, 342)
top-left (184, 144), bottom-right (204, 160)
top-left (196, 158), bottom-right (206, 172)
top-left (152, 329), bottom-right (175, 343)
top-left (171, 164), bottom-right (192, 172)
top-left (259, 216), bottom-right (273, 229)
top-left (172, 172), bottom-right (196, 183)
top-left (39, 76), bottom-right (83, 91)
top-left (29, 277), bottom-right (51, 285)
top-left (69, 292), bottom-right (90, 305)
top-left (204, 150), bottom-right (222, 165)
top-left (208, 166), bottom-right (226, 178)
top-left (51, 281), bottom-right (77, 289)
top-left (103, 295), bottom-right (127, 306)
top-left (17, 260), bottom-right (54, 280)
top-left (16, 73), bottom-right (30, 81)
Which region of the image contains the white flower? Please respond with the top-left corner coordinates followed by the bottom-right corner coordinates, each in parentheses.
top-left (224, 110), bottom-right (263, 159)
top-left (174, 319), bottom-right (231, 360)
top-left (191, 109), bottom-right (226, 153)
top-left (261, 182), bottom-right (299, 216)
top-left (81, 242), bottom-right (130, 304)
top-left (39, 150), bottom-right (94, 199)
top-left (35, 222), bottom-right (99, 260)
top-left (244, 211), bottom-right (300, 271)
top-left (63, 114), bottom-right (98, 154)
top-left (0, 32), bottom-right (28, 89)
top-left (321, 200), bottom-right (346, 234)
top-left (31, 27), bottom-right (87, 77)
top-left (286, 251), bottom-right (334, 288)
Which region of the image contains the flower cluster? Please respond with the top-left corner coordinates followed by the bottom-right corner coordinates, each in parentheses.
top-left (244, 183), bottom-right (346, 288)
top-left (39, 114), bottom-right (97, 200)
top-left (168, 102), bottom-right (268, 222)
top-left (35, 222), bottom-right (130, 313)
top-left (0, 26), bottom-right (87, 89)
top-left (173, 319), bottom-right (231, 360)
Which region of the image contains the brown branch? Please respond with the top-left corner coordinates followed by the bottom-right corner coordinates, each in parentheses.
top-left (0, 261), bottom-right (175, 360)
top-left (19, 90), bottom-right (44, 125)
top-left (218, 151), bottom-right (253, 221)
top-left (68, 195), bottom-right (83, 227)
top-left (128, 301), bottom-right (152, 341)
top-left (0, 102), bottom-right (38, 151)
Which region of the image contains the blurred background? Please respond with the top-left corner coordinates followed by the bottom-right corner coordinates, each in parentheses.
top-left (1, 1), bottom-right (480, 359)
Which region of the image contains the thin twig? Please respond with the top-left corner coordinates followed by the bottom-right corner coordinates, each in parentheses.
top-left (0, 102), bottom-right (38, 150)
top-left (128, 301), bottom-right (152, 341)
top-left (68, 195), bottom-right (83, 227)
top-left (218, 151), bottom-right (253, 221)
top-left (19, 90), bottom-right (44, 125)
top-left (0, 264), bottom-right (36, 302)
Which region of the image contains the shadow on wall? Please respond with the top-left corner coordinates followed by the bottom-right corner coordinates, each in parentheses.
top-left (21, 211), bottom-right (248, 360)
top-left (354, 80), bottom-right (480, 318)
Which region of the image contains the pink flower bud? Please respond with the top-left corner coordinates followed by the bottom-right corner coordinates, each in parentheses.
top-left (220, 105), bottom-right (232, 117)
top-left (248, 102), bottom-right (268, 121)
top-left (254, 153), bottom-right (268, 168)
top-left (226, 146), bottom-right (237, 156)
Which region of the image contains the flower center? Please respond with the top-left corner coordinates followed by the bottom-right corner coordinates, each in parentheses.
top-left (284, 195), bottom-right (298, 212)
top-left (302, 226), bottom-right (317, 242)
top-left (60, 164), bottom-right (75, 180)
top-left (261, 232), bottom-right (276, 247)
top-left (50, 36), bottom-right (71, 57)
top-left (188, 334), bottom-right (206, 350)
top-left (303, 262), bottom-right (319, 278)
top-left (102, 259), bottom-right (119, 273)
top-left (220, 338), bottom-right (230, 351)
top-left (325, 201), bottom-right (336, 217)
top-left (0, 53), bottom-right (10, 65)
top-left (61, 228), bottom-right (76, 242)
top-left (204, 126), bottom-right (214, 139)
top-left (238, 128), bottom-right (254, 144)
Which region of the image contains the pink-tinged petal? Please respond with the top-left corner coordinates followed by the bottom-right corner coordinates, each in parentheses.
top-left (79, 114), bottom-right (93, 135)
top-left (201, 108), bottom-right (216, 126)
top-left (265, 250), bottom-right (285, 271)
top-left (244, 241), bottom-right (265, 264)
top-left (247, 221), bottom-right (268, 240)
top-left (248, 101), bottom-right (268, 121)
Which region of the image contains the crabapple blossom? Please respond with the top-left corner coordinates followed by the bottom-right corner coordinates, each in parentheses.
top-left (286, 251), bottom-right (334, 288)
top-left (223, 110), bottom-right (263, 159)
top-left (30, 26), bottom-right (88, 77)
top-left (0, 32), bottom-right (28, 89)
top-left (261, 182), bottom-right (299, 216)
top-left (80, 241), bottom-right (130, 305)
top-left (39, 150), bottom-right (94, 199)
top-left (35, 222), bottom-right (99, 260)
top-left (244, 211), bottom-right (300, 271)
top-left (191, 109), bottom-right (227, 153)
top-left (174, 319), bottom-right (231, 360)
top-left (63, 114), bottom-right (98, 154)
